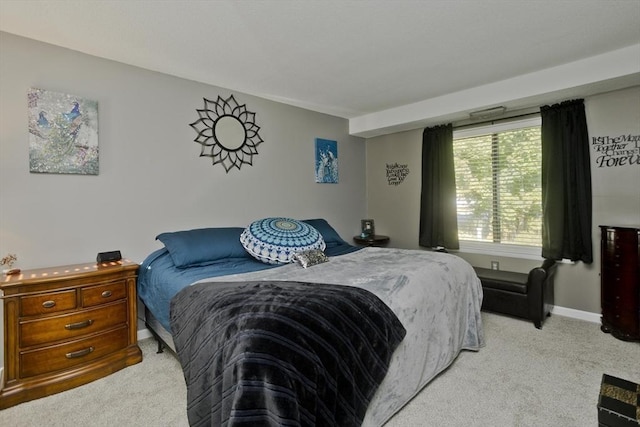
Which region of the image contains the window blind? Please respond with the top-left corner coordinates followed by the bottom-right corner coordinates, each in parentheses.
top-left (453, 118), bottom-right (542, 247)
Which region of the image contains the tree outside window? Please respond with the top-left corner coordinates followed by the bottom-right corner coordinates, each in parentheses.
top-left (453, 121), bottom-right (542, 248)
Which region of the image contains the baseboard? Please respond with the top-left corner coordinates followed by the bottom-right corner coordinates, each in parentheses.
top-left (552, 305), bottom-right (601, 323)
top-left (137, 328), bottom-right (153, 341)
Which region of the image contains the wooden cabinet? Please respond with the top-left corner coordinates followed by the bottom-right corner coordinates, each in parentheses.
top-left (0, 260), bottom-right (142, 408)
top-left (600, 225), bottom-right (640, 342)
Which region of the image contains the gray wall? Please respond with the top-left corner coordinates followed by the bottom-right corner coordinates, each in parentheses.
top-left (0, 33), bottom-right (366, 368)
top-left (0, 32), bottom-right (366, 268)
top-left (365, 86), bottom-right (640, 315)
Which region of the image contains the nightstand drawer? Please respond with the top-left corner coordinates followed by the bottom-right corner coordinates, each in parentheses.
top-left (81, 281), bottom-right (126, 307)
top-left (20, 300), bottom-right (128, 347)
top-left (20, 326), bottom-right (129, 378)
top-left (21, 290), bottom-right (77, 316)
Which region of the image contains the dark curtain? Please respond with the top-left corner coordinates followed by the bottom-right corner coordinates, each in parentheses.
top-left (419, 124), bottom-right (459, 249)
top-left (540, 99), bottom-right (593, 263)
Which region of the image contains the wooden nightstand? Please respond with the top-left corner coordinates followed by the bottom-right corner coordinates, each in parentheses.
top-left (0, 260), bottom-right (142, 409)
top-left (353, 234), bottom-right (390, 247)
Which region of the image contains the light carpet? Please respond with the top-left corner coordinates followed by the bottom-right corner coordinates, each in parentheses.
top-left (1, 312), bottom-right (638, 426)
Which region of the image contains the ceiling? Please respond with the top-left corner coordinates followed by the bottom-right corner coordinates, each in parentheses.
top-left (1, 0), bottom-right (639, 137)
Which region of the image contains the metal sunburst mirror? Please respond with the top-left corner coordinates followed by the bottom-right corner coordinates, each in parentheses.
top-left (190, 95), bottom-right (263, 172)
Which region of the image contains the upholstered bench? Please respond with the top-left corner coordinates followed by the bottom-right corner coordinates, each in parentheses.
top-left (474, 259), bottom-right (557, 329)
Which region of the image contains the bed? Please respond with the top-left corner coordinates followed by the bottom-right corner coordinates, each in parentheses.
top-left (138, 218), bottom-right (484, 426)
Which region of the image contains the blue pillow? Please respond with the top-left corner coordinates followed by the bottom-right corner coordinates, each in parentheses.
top-left (156, 227), bottom-right (250, 268)
top-left (241, 217), bottom-right (326, 264)
top-left (302, 218), bottom-right (348, 248)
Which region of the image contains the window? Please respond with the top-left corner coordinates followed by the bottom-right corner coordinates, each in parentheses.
top-left (453, 117), bottom-right (542, 258)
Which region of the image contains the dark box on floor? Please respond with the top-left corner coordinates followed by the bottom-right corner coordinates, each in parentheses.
top-left (598, 374), bottom-right (640, 427)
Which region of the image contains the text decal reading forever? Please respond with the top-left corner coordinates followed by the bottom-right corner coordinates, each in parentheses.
top-left (591, 134), bottom-right (640, 168)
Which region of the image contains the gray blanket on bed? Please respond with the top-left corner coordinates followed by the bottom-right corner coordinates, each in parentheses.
top-left (185, 247), bottom-right (484, 426)
top-left (170, 280), bottom-right (406, 427)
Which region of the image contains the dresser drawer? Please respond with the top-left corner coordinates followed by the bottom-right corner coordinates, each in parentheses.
top-left (81, 281), bottom-right (127, 307)
top-left (601, 252), bottom-right (639, 267)
top-left (602, 303), bottom-right (639, 333)
top-left (602, 239), bottom-right (638, 256)
top-left (601, 267), bottom-right (639, 302)
top-left (600, 292), bottom-right (640, 311)
top-left (20, 300), bottom-right (128, 348)
top-left (20, 326), bottom-right (129, 378)
top-left (20, 290), bottom-right (77, 317)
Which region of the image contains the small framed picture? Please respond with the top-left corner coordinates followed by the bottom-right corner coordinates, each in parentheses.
top-left (361, 219), bottom-right (375, 237)
top-left (314, 138), bottom-right (338, 183)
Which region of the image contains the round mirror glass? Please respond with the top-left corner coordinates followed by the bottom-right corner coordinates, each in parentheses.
top-left (214, 116), bottom-right (246, 150)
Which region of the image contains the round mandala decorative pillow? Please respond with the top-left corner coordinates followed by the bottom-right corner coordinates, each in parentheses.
top-left (240, 217), bottom-right (326, 265)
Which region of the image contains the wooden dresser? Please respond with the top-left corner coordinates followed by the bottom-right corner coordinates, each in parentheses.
top-left (599, 225), bottom-right (640, 342)
top-left (0, 260), bottom-right (142, 409)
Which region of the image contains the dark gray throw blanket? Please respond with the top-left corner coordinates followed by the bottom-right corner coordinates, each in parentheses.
top-left (170, 280), bottom-right (406, 427)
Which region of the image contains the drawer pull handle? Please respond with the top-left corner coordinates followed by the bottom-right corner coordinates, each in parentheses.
top-left (42, 300), bottom-right (56, 309)
top-left (65, 346), bottom-right (94, 359)
top-left (65, 319), bottom-right (94, 330)
top-left (101, 290), bottom-right (112, 298)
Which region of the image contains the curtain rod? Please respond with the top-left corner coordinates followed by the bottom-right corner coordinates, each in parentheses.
top-left (453, 111), bottom-right (540, 131)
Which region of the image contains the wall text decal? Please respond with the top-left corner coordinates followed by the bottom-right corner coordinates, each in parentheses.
top-left (386, 163), bottom-right (410, 186)
top-left (591, 134), bottom-right (640, 168)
